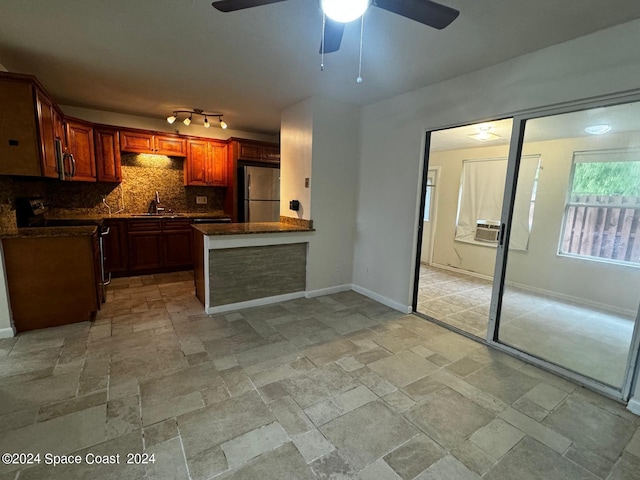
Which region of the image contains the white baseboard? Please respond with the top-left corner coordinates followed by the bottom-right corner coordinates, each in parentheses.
top-left (0, 327), bottom-right (15, 338)
top-left (207, 291), bottom-right (306, 314)
top-left (351, 284), bottom-right (412, 314)
top-left (506, 280), bottom-right (637, 317)
top-left (429, 263), bottom-right (493, 281)
top-left (305, 284), bottom-right (352, 298)
top-left (207, 284), bottom-right (412, 316)
top-left (627, 398), bottom-right (640, 416)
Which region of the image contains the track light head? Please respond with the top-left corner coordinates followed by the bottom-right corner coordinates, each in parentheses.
top-left (166, 114), bottom-right (177, 124)
top-left (203, 117), bottom-right (210, 128)
top-left (183, 115), bottom-right (192, 126)
top-left (219, 118), bottom-right (228, 130)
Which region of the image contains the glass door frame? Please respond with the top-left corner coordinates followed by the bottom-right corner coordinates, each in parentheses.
top-left (488, 92), bottom-right (640, 401)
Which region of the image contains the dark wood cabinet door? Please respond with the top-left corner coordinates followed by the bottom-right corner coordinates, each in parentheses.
top-left (263, 145), bottom-right (281, 164)
top-left (103, 220), bottom-right (128, 274)
top-left (155, 135), bottom-right (187, 157)
top-left (238, 142), bottom-right (263, 160)
top-left (163, 230), bottom-right (193, 267)
top-left (66, 120), bottom-right (96, 182)
top-left (36, 90), bottom-right (59, 178)
top-left (120, 129), bottom-right (154, 153)
top-left (94, 127), bottom-right (122, 182)
top-left (185, 139), bottom-right (209, 186)
top-left (128, 232), bottom-right (163, 271)
top-left (210, 141), bottom-right (228, 187)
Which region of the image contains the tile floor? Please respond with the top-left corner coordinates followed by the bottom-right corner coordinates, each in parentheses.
top-left (416, 265), bottom-right (636, 387)
top-left (0, 272), bottom-right (639, 479)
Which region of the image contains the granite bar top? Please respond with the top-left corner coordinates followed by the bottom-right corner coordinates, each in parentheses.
top-left (0, 225), bottom-right (98, 239)
top-left (193, 222), bottom-right (314, 236)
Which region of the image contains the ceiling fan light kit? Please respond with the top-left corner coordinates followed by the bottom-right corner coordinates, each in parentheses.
top-left (167, 109), bottom-right (228, 129)
top-left (320, 0), bottom-right (369, 23)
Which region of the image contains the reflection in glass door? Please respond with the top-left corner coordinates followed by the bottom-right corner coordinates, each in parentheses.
top-left (415, 119), bottom-right (513, 339)
top-left (496, 102), bottom-right (640, 389)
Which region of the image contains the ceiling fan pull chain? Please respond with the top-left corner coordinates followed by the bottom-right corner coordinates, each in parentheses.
top-left (356, 13), bottom-right (364, 83)
top-left (320, 13), bottom-right (326, 71)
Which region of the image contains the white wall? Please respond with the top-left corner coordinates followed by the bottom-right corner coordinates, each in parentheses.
top-left (280, 96), bottom-right (360, 292)
top-left (353, 18), bottom-right (640, 311)
top-left (280, 99), bottom-right (313, 219)
top-left (429, 132), bottom-right (640, 313)
top-left (60, 106), bottom-right (277, 143)
top-left (0, 243), bottom-right (15, 338)
top-left (307, 97), bottom-right (360, 291)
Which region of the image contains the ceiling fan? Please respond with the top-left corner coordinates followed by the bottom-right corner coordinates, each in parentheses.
top-left (211, 0), bottom-right (460, 53)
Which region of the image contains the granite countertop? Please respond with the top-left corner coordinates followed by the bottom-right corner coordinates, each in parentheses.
top-left (193, 222), bottom-right (315, 236)
top-left (46, 212), bottom-right (231, 220)
top-left (0, 225), bottom-right (98, 239)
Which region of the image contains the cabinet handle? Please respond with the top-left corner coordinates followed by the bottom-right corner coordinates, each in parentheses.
top-left (69, 153), bottom-right (76, 177)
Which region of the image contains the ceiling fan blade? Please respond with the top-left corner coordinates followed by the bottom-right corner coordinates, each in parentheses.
top-left (373, 0), bottom-right (460, 29)
top-left (319, 19), bottom-right (345, 54)
top-left (212, 0), bottom-right (289, 13)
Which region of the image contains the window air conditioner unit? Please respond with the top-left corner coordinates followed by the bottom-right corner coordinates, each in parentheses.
top-left (475, 220), bottom-right (500, 243)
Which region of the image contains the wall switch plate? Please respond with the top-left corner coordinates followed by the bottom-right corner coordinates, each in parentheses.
top-left (305, 177), bottom-right (309, 188)
top-left (196, 196), bottom-right (208, 204)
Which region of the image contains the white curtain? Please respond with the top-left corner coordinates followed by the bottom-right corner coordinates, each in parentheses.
top-left (455, 155), bottom-right (540, 251)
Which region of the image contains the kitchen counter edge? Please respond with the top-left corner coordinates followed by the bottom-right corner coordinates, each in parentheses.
top-left (0, 225), bottom-right (98, 239)
top-left (193, 222), bottom-right (315, 236)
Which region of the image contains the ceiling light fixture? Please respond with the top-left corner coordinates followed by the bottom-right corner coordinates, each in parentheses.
top-left (167, 109), bottom-right (228, 129)
top-left (321, 0), bottom-right (369, 23)
top-left (584, 124), bottom-right (612, 135)
top-left (468, 124), bottom-right (501, 142)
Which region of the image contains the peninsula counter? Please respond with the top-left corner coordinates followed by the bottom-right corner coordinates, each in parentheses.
top-left (192, 222), bottom-right (315, 314)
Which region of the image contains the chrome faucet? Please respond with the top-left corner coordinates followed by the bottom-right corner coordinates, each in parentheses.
top-left (148, 191), bottom-right (162, 214)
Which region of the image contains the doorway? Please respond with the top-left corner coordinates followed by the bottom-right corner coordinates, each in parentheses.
top-left (415, 97), bottom-right (640, 399)
top-left (414, 119), bottom-right (514, 339)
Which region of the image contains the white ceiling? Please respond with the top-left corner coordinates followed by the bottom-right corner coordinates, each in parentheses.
top-left (1, 0), bottom-right (639, 134)
top-left (430, 101), bottom-right (640, 151)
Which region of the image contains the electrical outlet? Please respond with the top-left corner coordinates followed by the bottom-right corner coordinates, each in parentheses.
top-left (304, 177), bottom-right (309, 188)
top-left (196, 196), bottom-right (208, 205)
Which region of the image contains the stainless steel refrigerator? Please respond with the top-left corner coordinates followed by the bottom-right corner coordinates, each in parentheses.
top-left (242, 166), bottom-right (280, 222)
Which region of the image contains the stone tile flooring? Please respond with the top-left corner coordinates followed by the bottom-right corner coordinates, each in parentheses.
top-left (0, 271), bottom-right (639, 479)
top-left (416, 265), bottom-right (636, 387)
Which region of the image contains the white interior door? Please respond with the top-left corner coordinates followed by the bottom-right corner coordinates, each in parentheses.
top-left (420, 169), bottom-right (438, 264)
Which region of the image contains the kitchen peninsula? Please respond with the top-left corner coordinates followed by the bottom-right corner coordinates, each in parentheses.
top-left (193, 220), bottom-right (315, 313)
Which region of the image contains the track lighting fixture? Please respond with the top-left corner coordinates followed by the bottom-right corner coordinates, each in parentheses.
top-left (166, 109), bottom-right (228, 129)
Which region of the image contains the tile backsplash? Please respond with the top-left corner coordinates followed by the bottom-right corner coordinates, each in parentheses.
top-left (0, 153), bottom-right (226, 225)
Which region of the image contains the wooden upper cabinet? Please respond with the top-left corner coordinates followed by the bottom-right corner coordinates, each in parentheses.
top-left (120, 129), bottom-right (186, 157)
top-left (185, 139), bottom-right (209, 186)
top-left (230, 138), bottom-right (280, 165)
top-left (155, 135), bottom-right (186, 157)
top-left (239, 143), bottom-right (263, 160)
top-left (120, 129), bottom-right (154, 153)
top-left (184, 139), bottom-right (228, 187)
top-left (94, 127), bottom-right (122, 183)
top-left (210, 141), bottom-right (228, 186)
top-left (0, 77), bottom-right (48, 177)
top-left (263, 145), bottom-right (281, 163)
top-left (36, 89), bottom-right (59, 178)
top-left (65, 119), bottom-right (96, 182)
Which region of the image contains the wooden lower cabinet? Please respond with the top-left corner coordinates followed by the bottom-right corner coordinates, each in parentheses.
top-left (105, 218), bottom-right (194, 275)
top-left (128, 231), bottom-right (163, 271)
top-left (103, 220), bottom-right (128, 274)
top-left (2, 234), bottom-right (99, 332)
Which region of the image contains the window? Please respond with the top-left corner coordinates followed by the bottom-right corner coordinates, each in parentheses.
top-left (455, 155), bottom-right (540, 250)
top-left (560, 148), bottom-right (640, 265)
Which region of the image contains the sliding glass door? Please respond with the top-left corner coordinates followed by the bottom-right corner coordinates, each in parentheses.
top-left (492, 100), bottom-right (640, 393)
